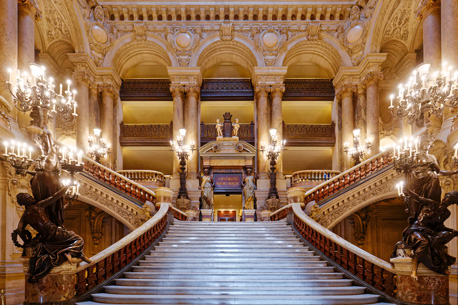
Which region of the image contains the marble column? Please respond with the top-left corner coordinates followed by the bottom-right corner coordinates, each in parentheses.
top-left (256, 85), bottom-right (270, 179)
top-left (0, 0), bottom-right (17, 109)
top-left (332, 95), bottom-right (342, 171)
top-left (75, 76), bottom-right (90, 151)
top-left (101, 86), bottom-right (114, 166)
top-left (418, 0), bottom-right (441, 69)
top-left (18, 1), bottom-right (38, 70)
top-left (271, 84), bottom-right (285, 177)
top-left (355, 85), bottom-right (367, 142)
top-left (89, 84), bottom-right (99, 132)
top-left (442, 0), bottom-right (458, 68)
top-left (184, 85), bottom-right (199, 177)
top-left (341, 87), bottom-right (354, 170)
top-left (171, 85), bottom-right (184, 177)
top-left (366, 75), bottom-right (381, 156)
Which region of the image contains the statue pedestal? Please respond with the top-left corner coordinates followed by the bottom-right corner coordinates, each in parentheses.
top-left (201, 209), bottom-right (213, 222)
top-left (259, 210), bottom-right (271, 221)
top-left (391, 257), bottom-right (449, 305)
top-left (186, 210), bottom-right (199, 221)
top-left (21, 258), bottom-right (78, 305)
top-left (243, 210), bottom-right (256, 222)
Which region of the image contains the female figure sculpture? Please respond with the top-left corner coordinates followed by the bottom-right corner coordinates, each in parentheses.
top-left (216, 119), bottom-right (223, 138)
top-left (242, 168), bottom-right (257, 210)
top-left (200, 168), bottom-right (214, 209)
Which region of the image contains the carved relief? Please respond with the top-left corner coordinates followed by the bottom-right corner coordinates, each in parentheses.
top-left (255, 27), bottom-right (287, 66)
top-left (85, 5), bottom-right (113, 65)
top-left (41, 0), bottom-right (72, 43)
top-left (220, 23), bottom-right (234, 41)
top-left (167, 26), bottom-right (202, 67)
top-left (383, 0), bottom-right (414, 44)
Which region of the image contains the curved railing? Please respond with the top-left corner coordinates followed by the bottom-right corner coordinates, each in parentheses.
top-left (75, 202), bottom-right (170, 299)
top-left (83, 156), bottom-right (156, 205)
top-left (303, 150), bottom-right (393, 206)
top-left (270, 204), bottom-right (292, 221)
top-left (292, 203), bottom-right (396, 299)
top-left (117, 170), bottom-right (165, 188)
top-left (170, 205), bottom-right (188, 221)
top-left (291, 170), bottom-right (340, 188)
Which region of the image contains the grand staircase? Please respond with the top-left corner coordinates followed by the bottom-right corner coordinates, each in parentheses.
top-left (78, 220), bottom-right (391, 304)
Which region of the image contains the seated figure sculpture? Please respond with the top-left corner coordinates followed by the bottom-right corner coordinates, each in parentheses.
top-left (392, 189), bottom-right (458, 279)
top-left (12, 185), bottom-right (91, 283)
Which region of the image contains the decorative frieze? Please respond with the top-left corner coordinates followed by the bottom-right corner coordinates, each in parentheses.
top-left (283, 123), bottom-right (336, 147)
top-left (120, 122), bottom-right (173, 146)
top-left (120, 79), bottom-right (172, 101)
top-left (200, 79), bottom-right (253, 101)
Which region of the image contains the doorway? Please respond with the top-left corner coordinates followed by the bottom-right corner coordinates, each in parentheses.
top-left (213, 194), bottom-right (243, 222)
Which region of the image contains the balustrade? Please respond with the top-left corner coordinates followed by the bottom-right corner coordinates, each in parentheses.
top-left (120, 122), bottom-right (173, 146)
top-left (82, 156), bottom-right (156, 205)
top-left (292, 203), bottom-right (396, 299)
top-left (291, 170), bottom-right (340, 188)
top-left (117, 170), bottom-right (165, 188)
top-left (303, 150), bottom-right (392, 206)
top-left (75, 202), bottom-right (170, 299)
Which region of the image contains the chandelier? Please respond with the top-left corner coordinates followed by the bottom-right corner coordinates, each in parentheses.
top-left (87, 128), bottom-right (110, 163)
top-left (344, 129), bottom-right (371, 165)
top-left (389, 62), bottom-right (458, 123)
top-left (7, 64), bottom-right (77, 129)
top-left (260, 128), bottom-right (286, 161)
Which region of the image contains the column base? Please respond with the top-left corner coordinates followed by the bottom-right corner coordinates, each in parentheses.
top-left (243, 210), bottom-right (256, 222)
top-left (391, 257), bottom-right (449, 305)
top-left (201, 209), bottom-right (213, 222)
top-left (259, 210), bottom-right (271, 221)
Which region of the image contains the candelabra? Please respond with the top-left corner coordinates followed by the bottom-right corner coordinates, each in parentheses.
top-left (170, 129), bottom-right (195, 199)
top-left (7, 64), bottom-right (78, 130)
top-left (61, 178), bottom-right (80, 202)
top-left (2, 140), bottom-right (34, 175)
top-left (392, 137), bottom-right (422, 174)
top-left (87, 128), bottom-right (110, 163)
top-left (388, 62), bottom-right (458, 124)
top-left (343, 129), bottom-right (372, 165)
top-left (260, 129), bottom-right (286, 199)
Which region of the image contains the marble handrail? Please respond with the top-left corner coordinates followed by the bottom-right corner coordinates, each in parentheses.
top-left (291, 170), bottom-right (341, 187)
top-left (82, 155), bottom-right (156, 205)
top-left (292, 203), bottom-right (396, 297)
top-left (303, 150), bottom-right (393, 206)
top-left (269, 204), bottom-right (292, 221)
top-left (170, 205), bottom-right (188, 221)
top-left (75, 202), bottom-right (170, 296)
top-left (117, 170), bottom-right (165, 186)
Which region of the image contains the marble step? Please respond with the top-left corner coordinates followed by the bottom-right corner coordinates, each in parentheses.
top-left (159, 239), bottom-right (304, 245)
top-left (167, 229), bottom-right (294, 233)
top-left (141, 256), bottom-right (322, 263)
top-left (88, 293), bottom-right (380, 304)
top-left (137, 261), bottom-right (327, 268)
top-left (163, 236), bottom-right (300, 241)
top-left (155, 243), bottom-right (306, 249)
top-left (145, 251), bottom-right (316, 258)
top-left (131, 265), bottom-right (331, 273)
top-left (114, 278), bottom-right (354, 288)
top-left (165, 233), bottom-right (294, 238)
top-left (103, 285), bottom-right (366, 296)
top-left (151, 248), bottom-right (314, 254)
top-left (123, 271), bottom-right (341, 280)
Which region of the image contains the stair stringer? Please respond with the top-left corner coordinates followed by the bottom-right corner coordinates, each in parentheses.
top-left (310, 165), bottom-right (401, 229)
top-left (75, 172), bottom-right (151, 230)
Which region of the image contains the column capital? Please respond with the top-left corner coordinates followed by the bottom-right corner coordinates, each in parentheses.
top-left (170, 84), bottom-right (184, 98)
top-left (252, 67), bottom-right (288, 88)
top-left (336, 84), bottom-right (356, 99)
top-left (254, 85), bottom-right (270, 99)
top-left (184, 84), bottom-right (200, 96)
top-left (363, 71), bottom-right (383, 87)
top-left (416, 0), bottom-right (441, 19)
top-left (18, 0), bottom-right (41, 20)
top-left (271, 84), bottom-right (285, 98)
top-left (167, 67), bottom-right (202, 88)
top-left (99, 84), bottom-right (116, 98)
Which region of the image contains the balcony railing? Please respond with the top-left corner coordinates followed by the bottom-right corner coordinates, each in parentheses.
top-left (120, 122), bottom-right (172, 146)
top-left (117, 170), bottom-right (165, 189)
top-left (291, 170), bottom-right (340, 188)
top-left (283, 122), bottom-right (335, 146)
